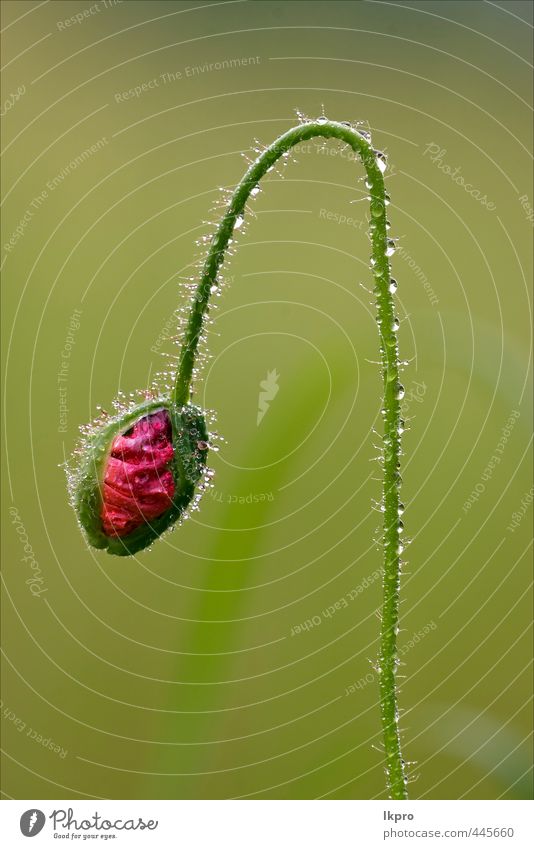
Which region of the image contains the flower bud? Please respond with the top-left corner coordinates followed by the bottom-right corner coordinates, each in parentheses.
top-left (70, 400), bottom-right (209, 556)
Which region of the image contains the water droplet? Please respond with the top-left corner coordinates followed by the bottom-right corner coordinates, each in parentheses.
top-left (371, 201), bottom-right (383, 218)
top-left (235, 215), bottom-right (244, 229)
top-left (386, 241), bottom-right (396, 257)
top-left (395, 384), bottom-right (405, 400)
top-left (398, 503), bottom-right (405, 515)
top-left (250, 185), bottom-right (260, 196)
top-left (391, 317), bottom-right (400, 331)
top-left (376, 153), bottom-right (387, 173)
top-left (389, 278), bottom-right (398, 294)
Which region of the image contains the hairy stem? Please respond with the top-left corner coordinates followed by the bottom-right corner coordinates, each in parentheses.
top-left (175, 119), bottom-right (408, 799)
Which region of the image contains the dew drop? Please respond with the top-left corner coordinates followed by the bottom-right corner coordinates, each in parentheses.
top-left (389, 278), bottom-right (398, 294)
top-left (235, 215), bottom-right (244, 229)
top-left (391, 317), bottom-right (400, 331)
top-left (398, 503), bottom-right (405, 516)
top-left (395, 384), bottom-right (405, 400)
top-left (376, 153), bottom-right (387, 173)
top-left (371, 201), bottom-right (383, 218)
top-left (386, 241), bottom-right (396, 257)
top-left (250, 185), bottom-right (260, 197)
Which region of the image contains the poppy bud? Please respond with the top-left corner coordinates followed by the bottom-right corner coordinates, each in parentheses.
top-left (70, 400), bottom-right (208, 556)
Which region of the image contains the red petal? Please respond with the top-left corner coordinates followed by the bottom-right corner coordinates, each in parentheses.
top-left (101, 410), bottom-right (176, 538)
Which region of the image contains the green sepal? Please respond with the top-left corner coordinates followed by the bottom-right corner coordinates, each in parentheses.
top-left (72, 398), bottom-right (209, 557)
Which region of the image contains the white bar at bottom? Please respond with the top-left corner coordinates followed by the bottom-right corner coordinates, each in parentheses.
top-left (0, 799), bottom-right (532, 847)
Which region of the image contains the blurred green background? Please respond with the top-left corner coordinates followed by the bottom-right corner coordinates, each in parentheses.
top-left (1, 0), bottom-right (532, 800)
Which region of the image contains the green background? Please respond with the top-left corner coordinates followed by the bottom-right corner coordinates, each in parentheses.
top-left (1, 0), bottom-right (532, 800)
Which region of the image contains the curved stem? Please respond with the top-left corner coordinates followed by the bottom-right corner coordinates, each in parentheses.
top-left (175, 119), bottom-right (408, 799)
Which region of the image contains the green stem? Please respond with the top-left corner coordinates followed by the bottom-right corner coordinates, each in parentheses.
top-left (175, 119), bottom-right (408, 799)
